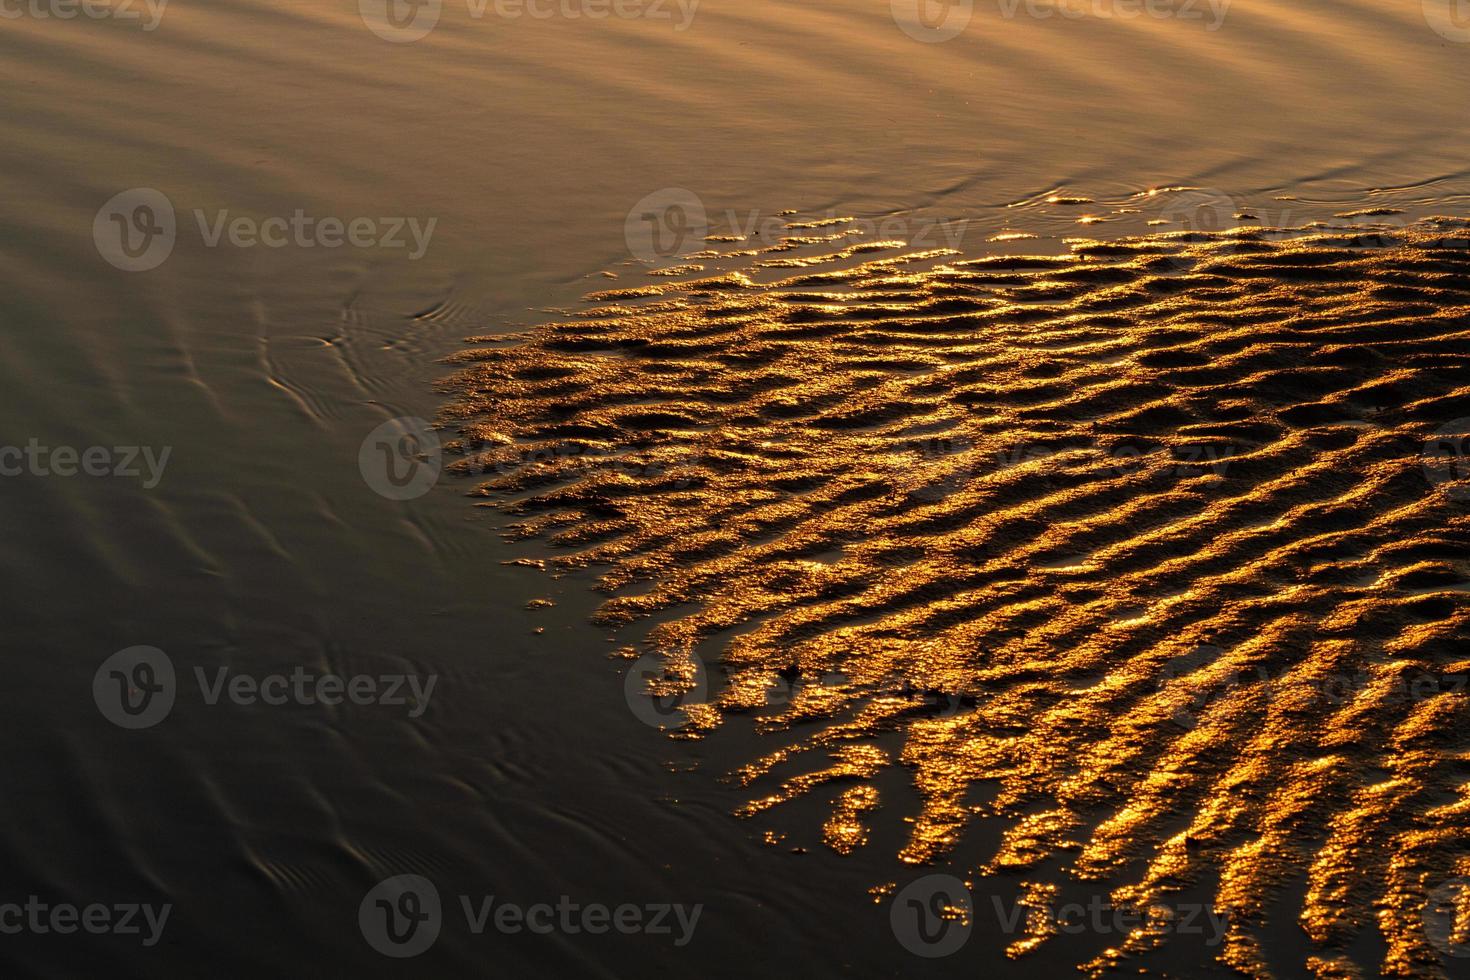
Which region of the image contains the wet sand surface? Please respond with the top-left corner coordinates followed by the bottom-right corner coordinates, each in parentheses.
top-left (442, 219), bottom-right (1470, 977)
top-left (2, 0), bottom-right (1470, 976)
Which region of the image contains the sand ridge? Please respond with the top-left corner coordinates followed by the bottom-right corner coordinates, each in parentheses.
top-left (439, 218), bottom-right (1470, 978)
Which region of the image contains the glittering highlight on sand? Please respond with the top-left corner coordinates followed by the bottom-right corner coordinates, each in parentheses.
top-left (441, 218), bottom-right (1470, 978)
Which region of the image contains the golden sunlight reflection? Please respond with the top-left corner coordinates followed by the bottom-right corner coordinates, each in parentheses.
top-left (441, 216), bottom-right (1470, 977)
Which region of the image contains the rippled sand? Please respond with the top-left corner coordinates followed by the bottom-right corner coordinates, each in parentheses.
top-left (439, 218), bottom-right (1470, 977)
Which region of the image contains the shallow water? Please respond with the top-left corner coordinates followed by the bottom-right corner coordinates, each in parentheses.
top-left (441, 220), bottom-right (1470, 977)
top-left (3, 0), bottom-right (1470, 976)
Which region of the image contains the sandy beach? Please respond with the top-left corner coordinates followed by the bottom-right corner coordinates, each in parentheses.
top-left (440, 218), bottom-right (1470, 976)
